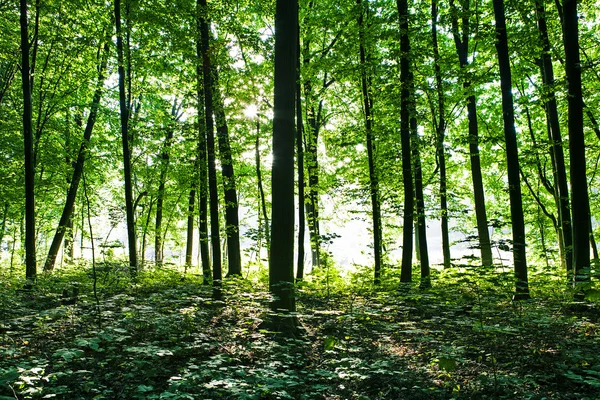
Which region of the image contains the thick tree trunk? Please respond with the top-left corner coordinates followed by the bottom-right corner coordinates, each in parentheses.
top-left (397, 0), bottom-right (414, 283)
top-left (212, 70), bottom-right (242, 277)
top-left (43, 43), bottom-right (109, 272)
top-left (115, 0), bottom-right (138, 274)
top-left (492, 0), bottom-right (530, 300)
top-left (562, 0), bottom-right (590, 289)
top-left (449, 0), bottom-right (493, 268)
top-left (199, 0), bottom-right (221, 297)
top-left (432, 0), bottom-right (451, 269)
top-left (20, 0), bottom-right (36, 282)
top-left (358, 0), bottom-right (382, 285)
top-left (535, 0), bottom-right (573, 280)
top-left (270, 0), bottom-right (297, 314)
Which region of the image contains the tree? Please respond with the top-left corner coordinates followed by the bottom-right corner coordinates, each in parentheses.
top-left (431, 0), bottom-right (451, 269)
top-left (533, 0), bottom-right (572, 281)
top-left (199, 0), bottom-right (222, 296)
top-left (562, 0), bottom-right (590, 290)
top-left (397, 0), bottom-right (414, 283)
top-left (358, 0), bottom-right (383, 285)
top-left (43, 42), bottom-right (109, 272)
top-left (270, 0), bottom-right (297, 314)
top-left (212, 68), bottom-right (242, 277)
top-left (449, 0), bottom-right (494, 268)
top-left (114, 0), bottom-right (138, 274)
top-left (20, 0), bottom-right (36, 282)
top-left (492, 0), bottom-right (530, 300)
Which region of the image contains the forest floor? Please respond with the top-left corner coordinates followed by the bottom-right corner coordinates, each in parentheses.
top-left (1, 263), bottom-right (599, 399)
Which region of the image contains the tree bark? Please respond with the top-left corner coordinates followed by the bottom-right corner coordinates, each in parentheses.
top-left (492, 0), bottom-right (530, 300)
top-left (270, 0), bottom-right (297, 314)
top-left (20, 0), bottom-right (36, 282)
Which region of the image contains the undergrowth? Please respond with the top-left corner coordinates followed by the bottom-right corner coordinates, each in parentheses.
top-left (0, 262), bottom-right (599, 399)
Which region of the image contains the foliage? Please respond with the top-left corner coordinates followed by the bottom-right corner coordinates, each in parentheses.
top-left (1, 261), bottom-right (600, 399)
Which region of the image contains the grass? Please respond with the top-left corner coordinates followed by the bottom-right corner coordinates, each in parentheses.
top-left (1, 261), bottom-right (599, 399)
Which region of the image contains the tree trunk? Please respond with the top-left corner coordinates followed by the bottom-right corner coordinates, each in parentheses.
top-left (255, 123), bottom-right (270, 255)
top-left (562, 0), bottom-right (590, 289)
top-left (185, 189), bottom-right (195, 272)
top-left (411, 104), bottom-right (430, 288)
top-left (20, 0), bottom-right (36, 282)
top-left (535, 0), bottom-right (573, 281)
top-left (302, 22), bottom-right (321, 270)
top-left (212, 70), bottom-right (242, 277)
top-left (296, 24), bottom-right (306, 281)
top-left (449, 0), bottom-right (493, 268)
top-left (358, 0), bottom-right (383, 285)
top-left (432, 0), bottom-right (451, 269)
top-left (199, 0), bottom-right (222, 297)
top-left (114, 0), bottom-right (138, 274)
top-left (492, 0), bottom-right (530, 300)
top-left (270, 0), bottom-right (297, 314)
top-left (397, 0), bottom-right (414, 283)
top-left (154, 102), bottom-right (178, 267)
top-left (43, 43), bottom-right (109, 272)
top-left (195, 11), bottom-right (211, 284)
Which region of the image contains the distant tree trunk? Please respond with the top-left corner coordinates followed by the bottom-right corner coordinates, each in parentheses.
top-left (562, 0), bottom-right (590, 289)
top-left (296, 24), bottom-right (306, 281)
top-left (212, 70), bottom-right (242, 277)
top-left (492, 0), bottom-right (530, 300)
top-left (270, 0), bottom-right (297, 314)
top-left (155, 102), bottom-right (179, 266)
top-left (114, 0), bottom-right (138, 274)
top-left (0, 203), bottom-right (8, 247)
top-left (43, 43), bottom-right (109, 272)
top-left (255, 123), bottom-right (270, 254)
top-left (432, 0), bottom-right (451, 269)
top-left (185, 189), bottom-right (195, 272)
top-left (20, 0), bottom-right (36, 282)
top-left (535, 0), bottom-right (573, 280)
top-left (199, 0), bottom-right (221, 297)
top-left (358, 0), bottom-right (382, 285)
top-left (449, 0), bottom-right (493, 268)
top-left (397, 0), bottom-right (414, 283)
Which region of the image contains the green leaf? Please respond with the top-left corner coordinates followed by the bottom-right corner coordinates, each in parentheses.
top-left (438, 357), bottom-right (457, 372)
top-left (323, 335), bottom-right (337, 351)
